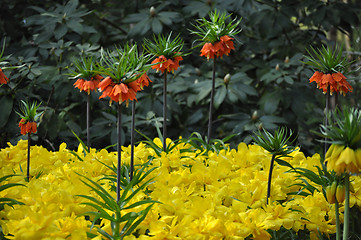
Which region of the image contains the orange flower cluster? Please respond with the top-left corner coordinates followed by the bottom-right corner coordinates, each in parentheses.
top-left (73, 75), bottom-right (103, 94)
top-left (0, 67), bottom-right (9, 84)
top-left (18, 119), bottom-right (37, 135)
top-left (151, 55), bottom-right (183, 73)
top-left (200, 35), bottom-right (235, 60)
top-left (309, 71), bottom-right (353, 95)
top-left (98, 74), bottom-right (151, 106)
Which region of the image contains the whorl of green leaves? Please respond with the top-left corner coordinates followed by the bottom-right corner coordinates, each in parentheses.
top-left (76, 160), bottom-right (158, 239)
top-left (303, 45), bottom-right (349, 74)
top-left (98, 43), bottom-right (152, 84)
top-left (320, 107), bottom-right (361, 149)
top-left (143, 32), bottom-right (186, 59)
top-left (190, 9), bottom-right (242, 44)
top-left (252, 127), bottom-right (296, 158)
top-left (16, 100), bottom-right (43, 122)
top-left (67, 55), bottom-right (98, 80)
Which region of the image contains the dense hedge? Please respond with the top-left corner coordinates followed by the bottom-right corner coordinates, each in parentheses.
top-left (0, 0), bottom-right (360, 154)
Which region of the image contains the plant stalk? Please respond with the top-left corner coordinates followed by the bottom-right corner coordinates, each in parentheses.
top-left (130, 100), bottom-right (136, 181)
top-left (87, 94), bottom-right (90, 152)
top-left (335, 199), bottom-right (341, 240)
top-left (27, 133), bottom-right (30, 182)
top-left (163, 71), bottom-right (168, 152)
top-left (267, 154), bottom-right (276, 204)
top-left (207, 58), bottom-right (216, 144)
top-left (117, 103), bottom-right (122, 204)
top-left (113, 211), bottom-right (121, 239)
top-left (324, 90), bottom-right (330, 157)
top-left (343, 173), bottom-right (350, 240)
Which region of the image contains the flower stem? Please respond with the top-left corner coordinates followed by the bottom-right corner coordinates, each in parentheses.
top-left (267, 154), bottom-right (276, 204)
top-left (163, 71), bottom-right (168, 152)
top-left (335, 199), bottom-right (341, 240)
top-left (343, 173), bottom-right (350, 240)
top-left (130, 100), bottom-right (136, 181)
top-left (324, 90), bottom-right (330, 157)
top-left (117, 103), bottom-right (122, 204)
top-left (27, 133), bottom-right (30, 182)
top-left (87, 94), bottom-right (90, 152)
top-left (113, 211), bottom-right (121, 239)
top-left (207, 58), bottom-right (216, 144)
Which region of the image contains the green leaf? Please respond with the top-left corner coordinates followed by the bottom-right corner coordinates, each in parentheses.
top-left (275, 158), bottom-right (295, 170)
top-left (54, 24), bottom-right (68, 40)
top-left (151, 18), bottom-right (162, 34)
top-left (214, 86), bottom-right (226, 109)
top-left (0, 96), bottom-right (13, 128)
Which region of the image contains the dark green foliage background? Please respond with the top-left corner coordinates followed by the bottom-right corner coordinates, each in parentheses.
top-left (0, 0), bottom-right (360, 155)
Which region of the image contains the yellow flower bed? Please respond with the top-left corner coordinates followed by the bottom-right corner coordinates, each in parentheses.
top-left (1, 139), bottom-right (361, 239)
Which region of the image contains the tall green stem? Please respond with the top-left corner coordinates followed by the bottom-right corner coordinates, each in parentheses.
top-left (117, 103), bottom-right (122, 204)
top-left (207, 58), bottom-right (216, 144)
top-left (130, 100), bottom-right (136, 181)
top-left (27, 133), bottom-right (30, 182)
top-left (163, 71), bottom-right (168, 152)
top-left (335, 199), bottom-right (341, 240)
top-left (324, 90), bottom-right (330, 157)
top-left (267, 154), bottom-right (276, 204)
top-left (113, 211), bottom-right (121, 239)
top-left (87, 94), bottom-right (90, 152)
top-left (343, 173), bottom-right (350, 240)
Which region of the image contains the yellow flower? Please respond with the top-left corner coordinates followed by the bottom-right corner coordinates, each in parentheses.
top-left (326, 144), bottom-right (346, 174)
top-left (325, 182), bottom-right (337, 204)
top-left (336, 184), bottom-right (346, 203)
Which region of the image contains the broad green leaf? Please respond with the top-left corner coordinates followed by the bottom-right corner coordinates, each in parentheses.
top-left (0, 96), bottom-right (13, 128)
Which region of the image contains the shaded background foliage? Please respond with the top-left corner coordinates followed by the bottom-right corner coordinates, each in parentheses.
top-left (0, 0), bottom-right (360, 155)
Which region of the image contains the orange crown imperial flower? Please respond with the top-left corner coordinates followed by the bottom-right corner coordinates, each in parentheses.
top-left (19, 119), bottom-right (37, 135)
top-left (0, 67), bottom-right (9, 84)
top-left (151, 55), bottom-right (183, 73)
top-left (99, 74), bottom-right (151, 106)
top-left (200, 35), bottom-right (235, 60)
top-left (309, 71), bottom-right (352, 96)
top-left (16, 100), bottom-right (42, 136)
top-left (304, 45), bottom-right (352, 95)
top-left (73, 75), bottom-right (103, 94)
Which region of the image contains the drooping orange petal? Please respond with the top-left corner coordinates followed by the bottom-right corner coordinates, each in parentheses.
top-left (98, 77), bottom-right (113, 91)
top-left (99, 85), bottom-right (113, 99)
top-left (30, 122), bottom-right (37, 134)
top-left (128, 80), bottom-right (141, 92)
top-left (25, 122), bottom-right (32, 134)
top-left (174, 55), bottom-right (183, 62)
top-left (220, 35), bottom-right (234, 43)
top-left (152, 55), bottom-right (168, 73)
top-left (83, 81), bottom-right (95, 94)
top-left (122, 87), bottom-right (137, 102)
top-left (119, 83), bottom-right (128, 94)
top-left (19, 119), bottom-right (27, 135)
top-left (309, 71), bottom-right (323, 84)
top-left (74, 79), bottom-right (85, 91)
top-left (200, 43), bottom-right (216, 60)
top-left (321, 73), bottom-right (333, 85)
top-left (214, 41), bottom-right (225, 57)
top-left (110, 84), bottom-right (122, 96)
top-left (220, 36), bottom-right (235, 49)
top-left (92, 75), bottom-right (104, 81)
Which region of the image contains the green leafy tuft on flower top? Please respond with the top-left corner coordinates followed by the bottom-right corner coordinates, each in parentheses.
top-left (190, 9), bottom-right (242, 44)
top-left (143, 32), bottom-right (185, 60)
top-left (303, 45), bottom-right (349, 74)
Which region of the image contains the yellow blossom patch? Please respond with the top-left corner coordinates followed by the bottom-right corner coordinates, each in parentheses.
top-left (1, 139), bottom-right (361, 239)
